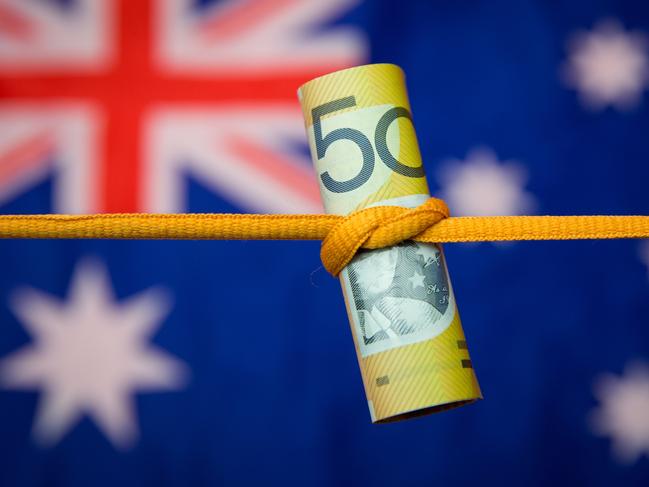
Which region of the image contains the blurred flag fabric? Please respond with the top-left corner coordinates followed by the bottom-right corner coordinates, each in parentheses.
top-left (1, 0), bottom-right (649, 486)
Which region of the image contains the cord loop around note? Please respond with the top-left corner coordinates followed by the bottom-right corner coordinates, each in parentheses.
top-left (0, 203), bottom-right (648, 277)
top-left (320, 197), bottom-right (450, 276)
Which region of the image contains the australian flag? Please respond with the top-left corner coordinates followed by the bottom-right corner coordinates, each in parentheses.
top-left (1, 1), bottom-right (648, 486)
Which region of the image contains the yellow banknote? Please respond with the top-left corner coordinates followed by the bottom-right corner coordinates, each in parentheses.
top-left (299, 63), bottom-right (481, 422)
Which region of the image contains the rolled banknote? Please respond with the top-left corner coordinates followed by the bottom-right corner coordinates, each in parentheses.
top-left (298, 63), bottom-right (482, 422)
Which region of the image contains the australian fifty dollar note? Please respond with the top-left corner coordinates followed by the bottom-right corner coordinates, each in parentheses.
top-left (298, 63), bottom-right (482, 422)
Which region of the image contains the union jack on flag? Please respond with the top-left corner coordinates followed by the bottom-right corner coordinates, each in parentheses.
top-left (0, 0), bottom-right (366, 214)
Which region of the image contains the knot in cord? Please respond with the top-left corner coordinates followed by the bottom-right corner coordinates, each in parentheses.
top-left (320, 197), bottom-right (450, 276)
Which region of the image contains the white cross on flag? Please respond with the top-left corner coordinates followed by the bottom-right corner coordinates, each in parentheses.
top-left (0, 0), bottom-right (367, 214)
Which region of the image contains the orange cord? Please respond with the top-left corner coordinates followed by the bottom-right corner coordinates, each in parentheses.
top-left (0, 197), bottom-right (647, 275)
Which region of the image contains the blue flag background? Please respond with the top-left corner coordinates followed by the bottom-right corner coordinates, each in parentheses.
top-left (1, 1), bottom-right (649, 486)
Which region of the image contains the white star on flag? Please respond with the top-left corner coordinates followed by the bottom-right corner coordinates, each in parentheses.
top-left (0, 258), bottom-right (189, 449)
top-left (639, 241), bottom-right (649, 278)
top-left (562, 19), bottom-right (649, 110)
top-left (589, 361), bottom-right (649, 463)
top-left (437, 147), bottom-right (536, 217)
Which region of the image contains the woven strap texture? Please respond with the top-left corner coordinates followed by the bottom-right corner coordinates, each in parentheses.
top-left (0, 197), bottom-right (648, 275)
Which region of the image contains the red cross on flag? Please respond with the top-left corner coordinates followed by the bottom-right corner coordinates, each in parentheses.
top-left (0, 0), bottom-right (367, 214)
